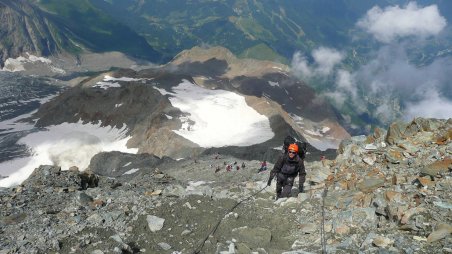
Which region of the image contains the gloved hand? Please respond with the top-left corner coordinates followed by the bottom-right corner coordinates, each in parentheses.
top-left (298, 186), bottom-right (304, 193)
top-left (267, 178), bottom-right (272, 186)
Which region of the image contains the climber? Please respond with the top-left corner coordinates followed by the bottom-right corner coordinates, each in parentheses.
top-left (258, 160), bottom-right (267, 173)
top-left (267, 143), bottom-right (306, 199)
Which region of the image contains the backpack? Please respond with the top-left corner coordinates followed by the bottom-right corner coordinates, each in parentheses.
top-left (283, 135), bottom-right (295, 153)
top-left (282, 135), bottom-right (307, 160)
top-left (296, 140), bottom-right (307, 160)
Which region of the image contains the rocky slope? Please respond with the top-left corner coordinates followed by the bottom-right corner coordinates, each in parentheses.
top-left (0, 117), bottom-right (450, 253)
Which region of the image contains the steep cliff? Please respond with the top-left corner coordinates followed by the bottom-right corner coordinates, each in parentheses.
top-left (0, 0), bottom-right (162, 68)
top-left (0, 0), bottom-right (63, 66)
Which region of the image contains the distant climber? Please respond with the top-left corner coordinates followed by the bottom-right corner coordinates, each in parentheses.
top-left (267, 143), bottom-right (306, 199)
top-left (241, 162), bottom-right (246, 169)
top-left (215, 165), bottom-right (221, 173)
top-left (258, 160), bottom-right (267, 173)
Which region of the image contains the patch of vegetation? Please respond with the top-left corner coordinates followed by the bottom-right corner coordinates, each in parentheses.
top-left (239, 43), bottom-right (288, 64)
top-left (232, 16), bottom-right (275, 41)
top-left (35, 0), bottom-right (163, 62)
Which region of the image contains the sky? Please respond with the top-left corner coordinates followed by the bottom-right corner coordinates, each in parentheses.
top-left (291, 1), bottom-right (452, 123)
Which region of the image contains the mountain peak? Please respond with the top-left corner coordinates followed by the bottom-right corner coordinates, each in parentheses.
top-left (170, 46), bottom-right (290, 79)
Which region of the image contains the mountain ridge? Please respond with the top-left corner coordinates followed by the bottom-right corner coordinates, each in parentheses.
top-left (30, 46), bottom-right (349, 162)
top-left (0, 0), bottom-right (163, 68)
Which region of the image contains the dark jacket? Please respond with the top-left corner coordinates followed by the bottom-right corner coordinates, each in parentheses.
top-left (269, 153), bottom-right (306, 188)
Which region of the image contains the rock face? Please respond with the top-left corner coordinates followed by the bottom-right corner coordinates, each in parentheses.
top-left (0, 117), bottom-right (450, 253)
top-left (0, 0), bottom-right (163, 69)
top-left (0, 0), bottom-right (61, 66)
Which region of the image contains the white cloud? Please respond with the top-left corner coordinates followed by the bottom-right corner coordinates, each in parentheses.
top-left (291, 52), bottom-right (314, 78)
top-left (351, 43), bottom-right (452, 119)
top-left (357, 2), bottom-right (447, 43)
top-left (310, 41), bottom-right (452, 123)
top-left (323, 91), bottom-right (347, 107)
top-left (312, 47), bottom-right (345, 75)
top-left (336, 69), bottom-right (357, 98)
top-left (404, 90), bottom-right (452, 120)
top-left (375, 100), bottom-right (398, 123)
top-left (291, 47), bottom-right (344, 79)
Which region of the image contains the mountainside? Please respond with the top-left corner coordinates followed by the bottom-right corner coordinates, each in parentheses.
top-left (0, 117), bottom-right (450, 253)
top-left (0, 0), bottom-right (162, 67)
top-left (89, 0), bottom-right (452, 65)
top-left (89, 0), bottom-right (373, 62)
top-left (30, 46), bottom-right (349, 163)
top-left (0, 0), bottom-right (62, 65)
top-left (4, 1), bottom-right (450, 66)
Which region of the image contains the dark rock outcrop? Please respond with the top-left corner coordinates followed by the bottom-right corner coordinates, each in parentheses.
top-left (0, 0), bottom-right (61, 66)
top-left (88, 151), bottom-right (174, 178)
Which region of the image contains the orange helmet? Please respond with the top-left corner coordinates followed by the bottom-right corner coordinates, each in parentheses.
top-left (288, 143), bottom-right (298, 153)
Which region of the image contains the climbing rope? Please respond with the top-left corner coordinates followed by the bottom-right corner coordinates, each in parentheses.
top-left (192, 185), bottom-right (269, 254)
top-left (320, 186), bottom-right (328, 254)
top-left (319, 166), bottom-right (337, 254)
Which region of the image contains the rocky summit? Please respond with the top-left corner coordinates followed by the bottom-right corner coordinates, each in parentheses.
top-left (0, 117), bottom-right (451, 254)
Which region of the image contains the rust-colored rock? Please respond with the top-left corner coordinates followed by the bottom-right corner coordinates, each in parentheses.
top-left (335, 224), bottom-right (350, 235)
top-left (385, 121), bottom-right (407, 145)
top-left (90, 199), bottom-right (105, 209)
top-left (385, 191), bottom-right (402, 203)
top-left (416, 176), bottom-right (434, 187)
top-left (421, 158), bottom-right (452, 177)
top-left (427, 223), bottom-right (452, 243)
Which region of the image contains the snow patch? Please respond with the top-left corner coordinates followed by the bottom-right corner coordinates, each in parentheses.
top-left (1, 53), bottom-right (65, 74)
top-left (123, 168), bottom-right (140, 175)
top-left (154, 80), bottom-right (274, 147)
top-left (94, 75), bottom-right (147, 90)
top-left (103, 75), bottom-right (143, 82)
top-left (268, 81), bottom-right (280, 87)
